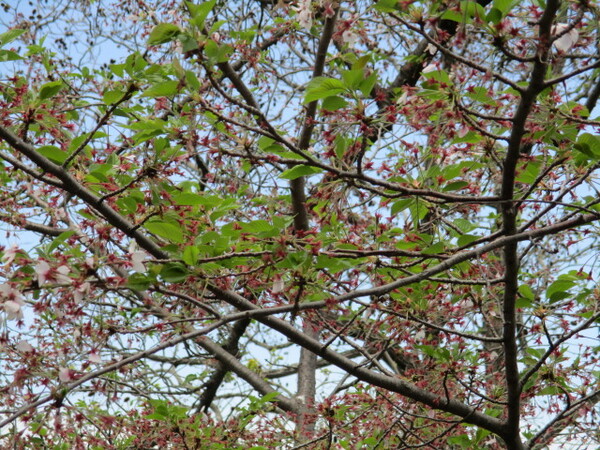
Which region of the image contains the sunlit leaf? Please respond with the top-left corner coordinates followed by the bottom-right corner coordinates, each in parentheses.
top-left (148, 23), bottom-right (181, 45)
top-left (279, 165), bottom-right (323, 180)
top-left (39, 81), bottom-right (64, 100)
top-left (144, 220), bottom-right (184, 243)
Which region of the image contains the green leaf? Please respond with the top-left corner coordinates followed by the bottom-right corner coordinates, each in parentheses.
top-left (515, 296), bottom-right (534, 309)
top-left (440, 1), bottom-right (486, 24)
top-left (546, 279), bottom-right (574, 302)
top-left (466, 86), bottom-right (495, 105)
top-left (173, 192), bottom-right (205, 205)
top-left (148, 23), bottom-right (182, 45)
top-left (125, 51), bottom-right (148, 76)
top-left (179, 33), bottom-right (199, 53)
top-left (110, 63), bottom-right (125, 77)
top-left (443, 180), bottom-right (469, 191)
top-left (186, 0), bottom-right (217, 28)
top-left (127, 273), bottom-right (153, 290)
top-left (493, 0), bottom-right (514, 14)
top-left (439, 10), bottom-right (464, 23)
top-left (0, 29), bottom-right (26, 46)
top-left (142, 80), bottom-right (180, 98)
top-left (452, 218), bottom-right (477, 233)
top-left (451, 131), bottom-right (483, 144)
top-left (341, 69), bottom-right (364, 90)
top-left (103, 89), bottom-right (126, 105)
top-left (321, 96), bottom-right (348, 111)
top-left (461, 1), bottom-right (486, 19)
top-left (210, 20), bottom-right (228, 34)
top-left (241, 220), bottom-right (273, 233)
top-left (422, 241), bottom-right (444, 254)
top-left (315, 255), bottom-right (356, 273)
top-left (37, 145), bottom-right (68, 164)
top-left (409, 200), bottom-right (429, 225)
top-left (0, 49), bottom-right (22, 62)
top-left (487, 0), bottom-right (515, 24)
top-left (144, 220), bottom-right (184, 243)
top-left (204, 40), bottom-right (233, 63)
top-left (486, 7), bottom-right (503, 24)
top-left (573, 133), bottom-right (600, 161)
top-left (185, 70), bottom-right (201, 91)
top-left (304, 77), bottom-right (346, 104)
top-left (182, 246), bottom-right (200, 265)
top-left (448, 434), bottom-right (473, 447)
top-left (39, 81), bottom-right (64, 100)
top-left (374, 0), bottom-right (399, 12)
top-left (160, 262), bottom-right (189, 282)
top-left (391, 198), bottom-right (412, 216)
top-left (422, 69), bottom-right (451, 84)
top-left (359, 71), bottom-right (378, 96)
top-left (537, 385), bottom-right (561, 396)
top-left (67, 131), bottom-right (106, 154)
top-left (516, 161), bottom-right (541, 184)
top-left (518, 284), bottom-right (535, 300)
top-left (279, 165), bottom-right (323, 180)
top-left (457, 234), bottom-right (478, 246)
top-left (47, 231), bottom-right (76, 253)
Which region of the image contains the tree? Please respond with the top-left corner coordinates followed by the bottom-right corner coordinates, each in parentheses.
top-left (0, 0), bottom-right (599, 447)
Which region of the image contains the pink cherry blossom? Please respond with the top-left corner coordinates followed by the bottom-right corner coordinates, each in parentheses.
top-left (130, 251), bottom-right (147, 273)
top-left (16, 340), bottom-right (34, 353)
top-left (0, 284), bottom-right (25, 321)
top-left (34, 261), bottom-right (51, 286)
top-left (552, 23), bottom-right (579, 52)
top-left (58, 367), bottom-right (74, 383)
top-left (73, 282), bottom-right (91, 303)
top-left (1, 244), bottom-right (20, 266)
top-left (55, 265), bottom-right (71, 284)
top-left (4, 301), bottom-right (23, 320)
top-left (293, 0), bottom-right (312, 29)
top-left (272, 278), bottom-right (285, 293)
top-left (89, 351), bottom-right (102, 363)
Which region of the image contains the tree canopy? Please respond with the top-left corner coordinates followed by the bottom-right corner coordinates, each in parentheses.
top-left (1, 0), bottom-right (600, 448)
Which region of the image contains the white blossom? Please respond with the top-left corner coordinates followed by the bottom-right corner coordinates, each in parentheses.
top-left (58, 367), bottom-right (73, 382)
top-left (16, 340), bottom-right (34, 353)
top-left (414, 329), bottom-right (426, 341)
top-left (73, 282), bottom-right (91, 303)
top-left (396, 91), bottom-right (409, 105)
top-left (35, 260), bottom-right (51, 285)
top-left (552, 23), bottom-right (579, 52)
top-left (130, 251), bottom-right (147, 273)
top-left (89, 351), bottom-right (102, 364)
top-left (0, 284), bottom-right (25, 321)
top-left (55, 265), bottom-right (71, 284)
top-left (272, 278), bottom-right (285, 294)
top-left (2, 244), bottom-right (20, 266)
top-left (293, 0), bottom-right (313, 29)
top-left (422, 63), bottom-right (438, 74)
top-left (341, 29), bottom-right (359, 48)
top-left (4, 301), bottom-right (23, 320)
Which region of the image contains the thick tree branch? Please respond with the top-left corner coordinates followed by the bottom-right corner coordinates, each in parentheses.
top-left (197, 318), bottom-right (251, 412)
top-left (292, 9), bottom-right (340, 438)
top-left (499, 1), bottom-right (560, 447)
top-left (205, 285), bottom-right (507, 436)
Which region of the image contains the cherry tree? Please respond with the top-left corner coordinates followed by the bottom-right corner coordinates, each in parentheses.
top-left (0, 0), bottom-right (599, 448)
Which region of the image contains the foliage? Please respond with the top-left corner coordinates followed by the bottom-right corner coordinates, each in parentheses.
top-left (0, 0), bottom-right (600, 448)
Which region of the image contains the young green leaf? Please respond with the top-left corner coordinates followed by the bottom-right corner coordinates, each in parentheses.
top-left (279, 165), bottom-right (323, 180)
top-left (39, 81), bottom-right (64, 100)
top-left (304, 77), bottom-right (346, 104)
top-left (148, 23), bottom-right (182, 45)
